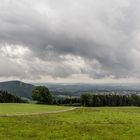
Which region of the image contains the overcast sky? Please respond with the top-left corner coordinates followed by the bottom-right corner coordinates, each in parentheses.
top-left (0, 0), bottom-right (140, 83)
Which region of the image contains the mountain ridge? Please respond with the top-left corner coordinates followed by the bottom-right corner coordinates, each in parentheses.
top-left (0, 80), bottom-right (35, 99)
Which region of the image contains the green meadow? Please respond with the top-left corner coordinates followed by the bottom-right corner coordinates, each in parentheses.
top-left (0, 104), bottom-right (139, 140)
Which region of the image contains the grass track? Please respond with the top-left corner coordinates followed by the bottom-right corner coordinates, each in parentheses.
top-left (0, 103), bottom-right (72, 115)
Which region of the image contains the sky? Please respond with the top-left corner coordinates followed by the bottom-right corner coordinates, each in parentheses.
top-left (0, 0), bottom-right (140, 83)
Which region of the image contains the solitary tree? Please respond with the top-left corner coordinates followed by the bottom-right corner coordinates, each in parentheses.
top-left (32, 86), bottom-right (53, 104)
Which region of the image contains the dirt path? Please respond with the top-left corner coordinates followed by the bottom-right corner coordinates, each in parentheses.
top-left (0, 107), bottom-right (79, 117)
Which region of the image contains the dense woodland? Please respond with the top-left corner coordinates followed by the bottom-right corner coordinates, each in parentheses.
top-left (0, 90), bottom-right (27, 103)
top-left (52, 94), bottom-right (140, 106)
top-left (80, 94), bottom-right (140, 107)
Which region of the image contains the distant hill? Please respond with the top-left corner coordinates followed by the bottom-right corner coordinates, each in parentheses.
top-left (0, 81), bottom-right (35, 99)
top-left (35, 83), bottom-right (140, 98)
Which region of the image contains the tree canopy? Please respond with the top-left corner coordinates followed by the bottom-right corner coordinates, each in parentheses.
top-left (32, 86), bottom-right (53, 104)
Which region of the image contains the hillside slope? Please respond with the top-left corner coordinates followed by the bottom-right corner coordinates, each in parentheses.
top-left (0, 81), bottom-right (35, 99)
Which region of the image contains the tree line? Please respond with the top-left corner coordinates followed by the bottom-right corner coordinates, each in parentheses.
top-left (1, 86), bottom-right (139, 106)
top-left (81, 94), bottom-right (140, 107)
top-left (0, 90), bottom-right (27, 103)
top-left (32, 86), bottom-right (140, 106)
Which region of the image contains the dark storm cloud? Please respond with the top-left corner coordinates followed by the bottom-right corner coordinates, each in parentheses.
top-left (0, 0), bottom-right (140, 81)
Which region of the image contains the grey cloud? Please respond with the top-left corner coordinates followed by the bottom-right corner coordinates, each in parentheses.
top-left (0, 0), bottom-right (140, 81)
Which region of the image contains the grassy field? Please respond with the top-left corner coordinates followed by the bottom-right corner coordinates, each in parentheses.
top-left (0, 103), bottom-right (72, 115)
top-left (0, 105), bottom-right (139, 140)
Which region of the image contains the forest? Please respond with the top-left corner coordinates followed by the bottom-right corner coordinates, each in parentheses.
top-left (53, 93), bottom-right (140, 106)
top-left (0, 90), bottom-right (27, 103)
